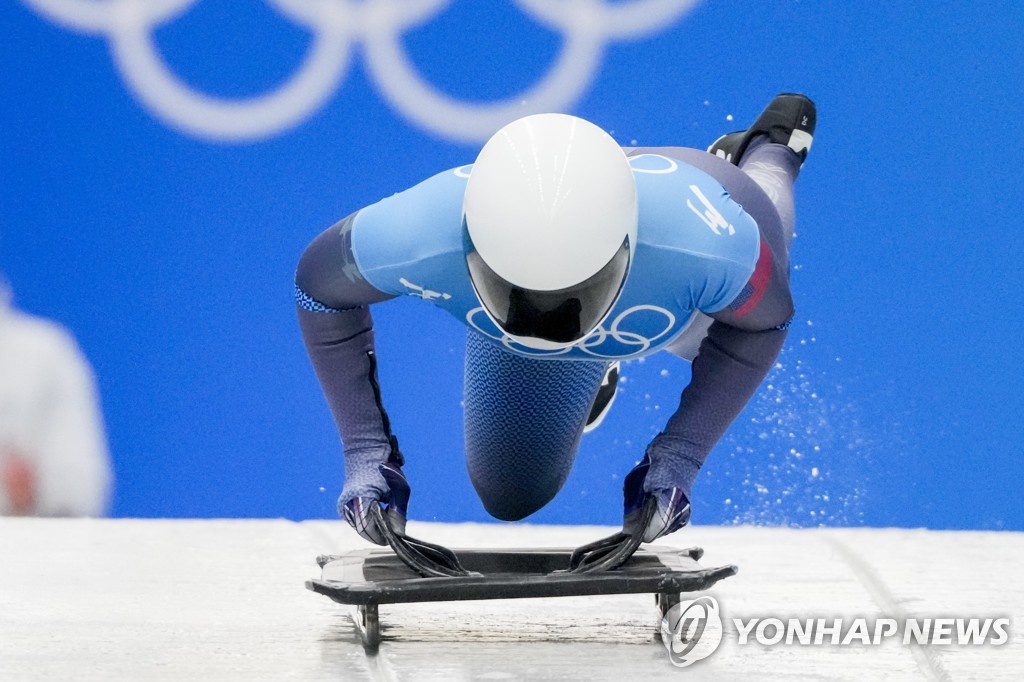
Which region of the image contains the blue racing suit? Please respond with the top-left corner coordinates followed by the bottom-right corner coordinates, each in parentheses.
top-left (296, 138), bottom-right (801, 533)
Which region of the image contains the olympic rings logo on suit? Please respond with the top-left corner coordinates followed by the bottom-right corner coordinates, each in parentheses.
top-left (467, 303), bottom-right (677, 359)
top-left (20, 0), bottom-right (701, 143)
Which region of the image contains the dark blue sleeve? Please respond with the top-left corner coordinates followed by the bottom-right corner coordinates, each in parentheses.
top-left (635, 146), bottom-right (795, 498)
top-left (294, 214), bottom-right (401, 509)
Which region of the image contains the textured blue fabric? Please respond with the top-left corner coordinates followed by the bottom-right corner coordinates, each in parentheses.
top-left (463, 330), bottom-right (607, 520)
top-left (294, 285), bottom-right (345, 314)
top-left (642, 432), bottom-right (706, 496)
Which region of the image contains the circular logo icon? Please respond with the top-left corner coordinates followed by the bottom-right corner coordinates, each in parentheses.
top-left (20, 0), bottom-right (702, 142)
top-left (660, 595), bottom-right (724, 668)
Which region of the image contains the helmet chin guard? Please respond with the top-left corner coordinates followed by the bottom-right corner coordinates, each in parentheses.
top-left (464, 113), bottom-right (638, 348)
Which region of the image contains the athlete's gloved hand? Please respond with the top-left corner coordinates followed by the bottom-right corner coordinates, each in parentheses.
top-left (621, 453), bottom-right (691, 542)
top-left (339, 437), bottom-right (409, 545)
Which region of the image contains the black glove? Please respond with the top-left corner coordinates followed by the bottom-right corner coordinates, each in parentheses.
top-left (621, 453), bottom-right (691, 542)
top-left (339, 438), bottom-right (409, 545)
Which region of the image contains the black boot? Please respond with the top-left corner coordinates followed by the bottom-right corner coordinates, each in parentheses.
top-left (708, 93), bottom-right (816, 166)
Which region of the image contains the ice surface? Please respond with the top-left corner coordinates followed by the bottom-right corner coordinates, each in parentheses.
top-left (1, 519), bottom-right (1021, 680)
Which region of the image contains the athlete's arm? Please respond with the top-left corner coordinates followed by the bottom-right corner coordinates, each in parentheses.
top-left (295, 213), bottom-right (403, 542)
top-left (642, 227), bottom-right (794, 506)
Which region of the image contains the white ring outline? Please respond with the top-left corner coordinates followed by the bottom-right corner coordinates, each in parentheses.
top-left (114, 1), bottom-right (353, 140)
top-left (361, 3), bottom-right (605, 143)
top-left (629, 154), bottom-right (679, 174)
top-left (466, 303), bottom-right (677, 359)
top-left (465, 306), bottom-right (573, 356)
top-left (20, 0), bottom-right (703, 143)
top-left (579, 304), bottom-right (677, 358)
top-left (19, 0), bottom-right (196, 34)
top-left (514, 0), bottom-right (703, 40)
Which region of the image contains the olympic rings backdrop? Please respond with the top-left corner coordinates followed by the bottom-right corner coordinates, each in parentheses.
top-left (2, 1), bottom-right (1021, 529)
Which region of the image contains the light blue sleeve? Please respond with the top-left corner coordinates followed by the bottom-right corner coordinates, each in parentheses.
top-left (631, 154), bottom-right (760, 314)
top-left (349, 166), bottom-right (470, 297)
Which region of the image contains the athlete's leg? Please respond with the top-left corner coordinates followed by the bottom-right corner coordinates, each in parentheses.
top-left (736, 136), bottom-right (803, 252)
top-left (463, 330), bottom-right (606, 521)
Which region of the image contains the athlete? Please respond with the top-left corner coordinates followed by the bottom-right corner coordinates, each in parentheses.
top-left (296, 94), bottom-right (816, 545)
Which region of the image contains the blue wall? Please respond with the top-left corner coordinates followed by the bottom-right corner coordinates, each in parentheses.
top-left (2, 0), bottom-right (1021, 529)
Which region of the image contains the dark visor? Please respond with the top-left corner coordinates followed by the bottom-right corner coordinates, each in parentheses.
top-left (466, 234), bottom-right (631, 345)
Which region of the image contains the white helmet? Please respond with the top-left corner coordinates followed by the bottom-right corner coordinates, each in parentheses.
top-left (463, 113), bottom-right (638, 350)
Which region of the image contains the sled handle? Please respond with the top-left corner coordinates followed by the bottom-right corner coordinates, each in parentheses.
top-left (568, 495), bottom-right (658, 573)
top-left (370, 504), bottom-right (480, 578)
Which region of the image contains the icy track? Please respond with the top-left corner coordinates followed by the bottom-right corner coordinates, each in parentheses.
top-left (1, 519), bottom-right (1021, 680)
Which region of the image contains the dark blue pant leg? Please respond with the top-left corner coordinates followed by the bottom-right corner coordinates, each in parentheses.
top-left (463, 330), bottom-right (606, 521)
